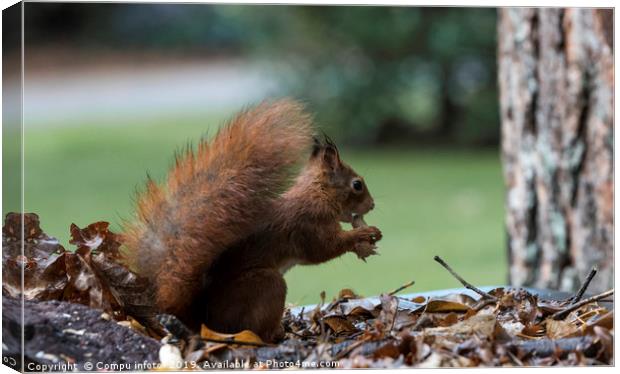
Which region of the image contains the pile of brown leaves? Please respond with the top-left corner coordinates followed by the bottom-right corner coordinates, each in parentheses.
top-left (2, 212), bottom-right (162, 336)
top-left (2, 213), bottom-right (614, 368)
top-left (183, 283), bottom-right (612, 368)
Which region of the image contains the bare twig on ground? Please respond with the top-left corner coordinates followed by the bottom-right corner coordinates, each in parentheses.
top-left (388, 280), bottom-right (415, 296)
top-left (433, 256), bottom-right (497, 301)
top-left (509, 336), bottom-right (596, 357)
top-left (569, 267), bottom-right (598, 304)
top-left (552, 289), bottom-right (614, 320)
top-left (474, 298), bottom-right (497, 311)
top-left (333, 338), bottom-right (367, 360)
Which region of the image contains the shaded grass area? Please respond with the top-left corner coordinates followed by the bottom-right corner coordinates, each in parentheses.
top-left (8, 114), bottom-right (507, 304)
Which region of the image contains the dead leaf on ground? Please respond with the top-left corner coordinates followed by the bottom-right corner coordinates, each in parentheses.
top-left (323, 315), bottom-right (358, 335)
top-left (2, 212), bottom-right (68, 300)
top-left (200, 324), bottom-right (265, 346)
top-left (546, 319), bottom-right (579, 339)
top-left (70, 221), bottom-right (121, 259)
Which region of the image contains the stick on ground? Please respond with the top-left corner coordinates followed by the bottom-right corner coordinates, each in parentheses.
top-left (569, 266), bottom-right (598, 304)
top-left (388, 280), bottom-right (415, 296)
top-left (552, 289), bottom-right (614, 320)
top-left (433, 256), bottom-right (497, 301)
top-left (333, 338), bottom-right (367, 360)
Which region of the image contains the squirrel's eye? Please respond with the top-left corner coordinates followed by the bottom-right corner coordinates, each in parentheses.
top-left (352, 179), bottom-right (363, 192)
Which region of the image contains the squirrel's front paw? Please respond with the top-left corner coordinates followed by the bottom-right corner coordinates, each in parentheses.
top-left (354, 226), bottom-right (382, 244)
top-left (352, 241), bottom-right (378, 261)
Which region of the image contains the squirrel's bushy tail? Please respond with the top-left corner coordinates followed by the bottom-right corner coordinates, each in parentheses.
top-left (122, 99), bottom-right (314, 316)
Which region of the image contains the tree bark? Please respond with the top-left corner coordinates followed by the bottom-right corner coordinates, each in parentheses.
top-left (498, 8), bottom-right (613, 293)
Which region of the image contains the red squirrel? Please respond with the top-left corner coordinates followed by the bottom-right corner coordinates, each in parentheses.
top-left (122, 99), bottom-right (382, 342)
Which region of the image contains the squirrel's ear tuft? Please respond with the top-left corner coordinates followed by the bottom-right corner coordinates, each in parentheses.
top-left (321, 136), bottom-right (340, 170)
top-left (310, 133), bottom-right (340, 169)
top-left (323, 134), bottom-right (337, 149)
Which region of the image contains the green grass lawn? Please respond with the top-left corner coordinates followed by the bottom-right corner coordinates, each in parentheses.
top-left (4, 113), bottom-right (507, 305)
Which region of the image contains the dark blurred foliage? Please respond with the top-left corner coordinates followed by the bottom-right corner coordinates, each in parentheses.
top-left (22, 3), bottom-right (245, 52)
top-left (22, 3), bottom-right (499, 146)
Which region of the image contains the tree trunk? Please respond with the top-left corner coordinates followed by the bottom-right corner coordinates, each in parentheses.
top-left (498, 8), bottom-right (613, 293)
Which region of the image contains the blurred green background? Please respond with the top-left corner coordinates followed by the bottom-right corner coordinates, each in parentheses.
top-left (3, 4), bottom-right (506, 304)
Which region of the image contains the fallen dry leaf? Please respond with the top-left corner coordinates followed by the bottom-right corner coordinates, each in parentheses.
top-left (424, 299), bottom-right (473, 313)
top-left (323, 315), bottom-right (358, 335)
top-left (546, 319), bottom-right (579, 339)
top-left (200, 324), bottom-right (265, 346)
top-left (70, 221), bottom-right (122, 259)
top-left (2, 212), bottom-right (68, 300)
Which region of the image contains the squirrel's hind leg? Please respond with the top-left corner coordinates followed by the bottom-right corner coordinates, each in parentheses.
top-left (204, 268), bottom-right (287, 343)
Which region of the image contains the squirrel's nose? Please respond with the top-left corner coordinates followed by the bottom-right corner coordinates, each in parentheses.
top-left (370, 202), bottom-right (375, 210)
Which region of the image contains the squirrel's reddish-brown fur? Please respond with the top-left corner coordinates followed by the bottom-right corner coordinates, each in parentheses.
top-left (122, 99), bottom-right (381, 342)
